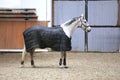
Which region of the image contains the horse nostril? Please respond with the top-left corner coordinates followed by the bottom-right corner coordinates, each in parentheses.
top-left (87, 27), bottom-right (91, 32)
top-left (88, 29), bottom-right (91, 32)
top-left (87, 28), bottom-right (91, 32)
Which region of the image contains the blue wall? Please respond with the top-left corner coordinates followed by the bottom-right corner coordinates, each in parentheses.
top-left (88, 1), bottom-right (118, 25)
top-left (55, 1), bottom-right (120, 52)
top-left (89, 28), bottom-right (120, 52)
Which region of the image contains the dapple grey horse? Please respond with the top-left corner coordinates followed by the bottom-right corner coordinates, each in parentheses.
top-left (21, 14), bottom-right (91, 68)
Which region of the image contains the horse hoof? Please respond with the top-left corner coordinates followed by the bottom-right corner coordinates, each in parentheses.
top-left (63, 65), bottom-right (68, 69)
top-left (31, 65), bottom-right (36, 68)
top-left (20, 65), bottom-right (24, 68)
top-left (59, 65), bottom-right (68, 69)
top-left (59, 65), bottom-right (63, 68)
top-left (63, 66), bottom-right (68, 68)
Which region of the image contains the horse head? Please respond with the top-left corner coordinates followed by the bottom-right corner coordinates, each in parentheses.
top-left (77, 14), bottom-right (91, 32)
top-left (60, 15), bottom-right (91, 38)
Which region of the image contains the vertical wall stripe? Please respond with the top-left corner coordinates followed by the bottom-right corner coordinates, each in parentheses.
top-left (117, 0), bottom-right (120, 26)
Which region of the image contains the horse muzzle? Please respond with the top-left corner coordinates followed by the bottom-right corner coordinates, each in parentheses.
top-left (86, 27), bottom-right (91, 32)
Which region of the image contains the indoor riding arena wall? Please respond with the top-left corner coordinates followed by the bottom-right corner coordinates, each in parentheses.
top-left (54, 0), bottom-right (120, 52)
top-left (0, 1), bottom-right (120, 80)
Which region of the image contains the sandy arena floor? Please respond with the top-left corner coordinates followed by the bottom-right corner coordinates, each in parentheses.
top-left (0, 51), bottom-right (120, 80)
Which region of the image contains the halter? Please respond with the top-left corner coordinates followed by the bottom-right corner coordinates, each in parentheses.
top-left (60, 15), bottom-right (91, 38)
top-left (79, 17), bottom-right (89, 31)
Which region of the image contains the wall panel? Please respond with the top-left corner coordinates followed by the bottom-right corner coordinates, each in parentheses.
top-left (54, 1), bottom-right (120, 52)
top-left (117, 0), bottom-right (120, 26)
top-left (0, 21), bottom-right (48, 49)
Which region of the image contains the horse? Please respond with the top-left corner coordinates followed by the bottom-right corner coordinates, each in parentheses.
top-left (21, 14), bottom-right (91, 68)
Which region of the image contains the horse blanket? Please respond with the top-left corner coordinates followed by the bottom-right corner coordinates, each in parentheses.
top-left (23, 26), bottom-right (71, 52)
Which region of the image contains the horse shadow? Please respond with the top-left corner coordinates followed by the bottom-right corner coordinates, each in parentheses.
top-left (19, 65), bottom-right (69, 69)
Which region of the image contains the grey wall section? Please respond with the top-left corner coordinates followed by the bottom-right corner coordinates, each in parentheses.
top-left (54, 1), bottom-right (120, 52)
top-left (89, 28), bottom-right (120, 52)
top-left (54, 1), bottom-right (85, 25)
top-left (88, 1), bottom-right (118, 25)
top-left (88, 1), bottom-right (119, 52)
top-left (71, 29), bottom-right (85, 51)
top-left (55, 1), bottom-right (85, 51)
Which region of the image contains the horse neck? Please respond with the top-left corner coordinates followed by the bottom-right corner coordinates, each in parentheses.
top-left (60, 20), bottom-right (79, 38)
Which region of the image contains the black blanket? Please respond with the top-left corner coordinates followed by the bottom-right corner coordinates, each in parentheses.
top-left (23, 26), bottom-right (71, 52)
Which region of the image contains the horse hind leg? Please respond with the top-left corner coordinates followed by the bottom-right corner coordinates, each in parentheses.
top-left (30, 49), bottom-right (36, 68)
top-left (21, 45), bottom-right (27, 67)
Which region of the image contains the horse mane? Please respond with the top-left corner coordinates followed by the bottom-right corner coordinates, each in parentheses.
top-left (64, 17), bottom-right (79, 26)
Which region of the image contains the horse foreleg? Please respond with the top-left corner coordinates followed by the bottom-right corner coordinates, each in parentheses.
top-left (63, 52), bottom-right (66, 66)
top-left (30, 49), bottom-right (35, 67)
top-left (59, 51), bottom-right (64, 66)
top-left (59, 51), bottom-right (67, 68)
top-left (63, 51), bottom-right (68, 68)
top-left (21, 45), bottom-right (27, 67)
